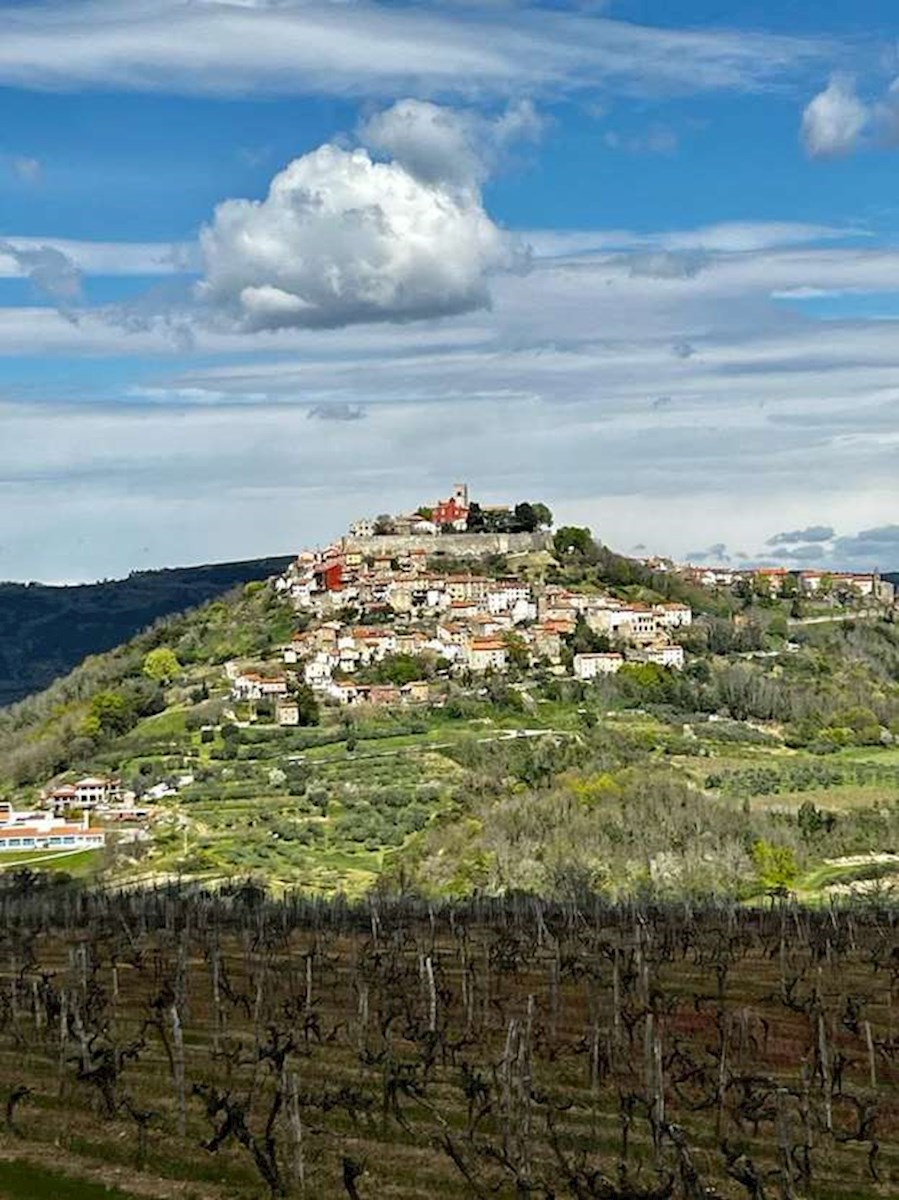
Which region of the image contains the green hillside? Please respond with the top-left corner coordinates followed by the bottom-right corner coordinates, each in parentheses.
top-left (0, 555), bottom-right (293, 706)
top-left (1, 543), bottom-right (898, 902)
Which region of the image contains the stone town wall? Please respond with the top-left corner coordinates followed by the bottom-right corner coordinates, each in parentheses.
top-left (341, 531), bottom-right (553, 558)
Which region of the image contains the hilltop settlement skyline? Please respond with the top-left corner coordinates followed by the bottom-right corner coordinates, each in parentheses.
top-left (4, 478), bottom-right (897, 883)
top-left (8, 480), bottom-right (896, 588)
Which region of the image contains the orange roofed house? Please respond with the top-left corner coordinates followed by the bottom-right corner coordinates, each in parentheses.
top-left (432, 484), bottom-right (470, 531)
top-left (466, 638), bottom-right (508, 672)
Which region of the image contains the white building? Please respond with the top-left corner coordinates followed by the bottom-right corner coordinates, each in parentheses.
top-left (232, 673), bottom-right (290, 701)
top-left (304, 654), bottom-right (335, 687)
top-left (46, 777), bottom-right (117, 811)
top-left (349, 518), bottom-right (375, 538)
top-left (0, 807), bottom-right (105, 853)
top-left (466, 638), bottom-right (508, 672)
top-left (277, 699), bottom-right (300, 726)
top-left (573, 653), bottom-right (624, 680)
top-left (653, 603), bottom-right (693, 629)
top-left (643, 644), bottom-right (685, 670)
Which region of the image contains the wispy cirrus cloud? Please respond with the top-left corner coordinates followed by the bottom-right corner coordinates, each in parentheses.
top-left (0, 0), bottom-right (833, 100)
top-left (0, 238), bottom-right (191, 279)
top-left (3, 217), bottom-right (899, 576)
top-left (307, 403), bottom-right (366, 422)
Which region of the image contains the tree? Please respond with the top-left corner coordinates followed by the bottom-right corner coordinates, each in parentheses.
top-left (531, 502), bottom-right (553, 529)
top-left (143, 647), bottom-right (181, 684)
top-left (87, 691), bottom-right (134, 737)
top-left (513, 502), bottom-right (538, 533)
top-left (373, 514), bottom-right (395, 536)
top-left (220, 723), bottom-right (240, 759)
top-left (781, 573), bottom-right (799, 599)
top-left (372, 653), bottom-right (428, 686)
top-left (466, 502), bottom-right (486, 532)
top-left (291, 683), bottom-right (320, 726)
top-left (553, 526), bottom-right (596, 562)
top-left (503, 632), bottom-right (530, 671)
top-left (751, 840), bottom-right (798, 890)
top-left (566, 614), bottom-right (611, 656)
top-left (798, 801), bottom-right (836, 840)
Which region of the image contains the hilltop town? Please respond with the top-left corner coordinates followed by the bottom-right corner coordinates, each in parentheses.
top-left (0, 484), bottom-right (897, 901)
top-left (233, 484), bottom-right (894, 721)
top-left (262, 483), bottom-right (690, 716)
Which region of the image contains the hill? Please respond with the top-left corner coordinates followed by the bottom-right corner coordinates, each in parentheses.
top-left (0, 555), bottom-right (293, 707)
top-left (0, 529), bottom-right (897, 903)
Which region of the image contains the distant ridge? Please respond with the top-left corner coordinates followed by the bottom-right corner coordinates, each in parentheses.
top-left (0, 555), bottom-right (293, 708)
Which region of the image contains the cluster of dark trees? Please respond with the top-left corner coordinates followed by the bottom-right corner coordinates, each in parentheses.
top-left (465, 500), bottom-right (553, 534)
top-left (0, 579), bottom-right (297, 788)
top-left (0, 556), bottom-right (293, 707)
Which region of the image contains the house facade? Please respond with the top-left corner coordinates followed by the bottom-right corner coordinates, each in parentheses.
top-left (573, 653), bottom-right (624, 680)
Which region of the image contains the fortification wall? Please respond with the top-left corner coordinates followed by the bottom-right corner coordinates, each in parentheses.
top-left (341, 531), bottom-right (553, 558)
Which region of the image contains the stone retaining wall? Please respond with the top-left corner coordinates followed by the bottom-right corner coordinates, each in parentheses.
top-left (341, 531), bottom-right (553, 558)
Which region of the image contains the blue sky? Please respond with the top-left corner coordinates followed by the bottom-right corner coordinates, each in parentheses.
top-left (2, 0), bottom-right (899, 580)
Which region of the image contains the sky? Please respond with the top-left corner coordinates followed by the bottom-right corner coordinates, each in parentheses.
top-left (2, 0), bottom-right (899, 582)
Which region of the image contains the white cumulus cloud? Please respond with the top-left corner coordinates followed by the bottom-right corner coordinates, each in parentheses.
top-left (801, 74), bottom-right (869, 158)
top-left (359, 98), bottom-right (541, 188)
top-left (198, 107), bottom-right (524, 331)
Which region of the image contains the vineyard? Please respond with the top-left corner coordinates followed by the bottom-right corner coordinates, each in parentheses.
top-left (0, 883), bottom-right (893, 1198)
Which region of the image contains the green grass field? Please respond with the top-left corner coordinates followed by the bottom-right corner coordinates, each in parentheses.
top-left (0, 849), bottom-right (101, 875)
top-left (0, 1158), bottom-right (139, 1199)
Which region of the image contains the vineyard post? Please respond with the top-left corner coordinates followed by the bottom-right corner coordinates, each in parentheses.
top-left (775, 1086), bottom-right (794, 1200)
top-left (425, 955), bottom-right (437, 1034)
top-left (611, 948), bottom-right (622, 1058)
top-left (817, 1010), bottom-right (833, 1134)
top-left (30, 978), bottom-right (42, 1034)
top-left (863, 1020), bottom-right (876, 1088)
top-left (357, 982), bottom-right (369, 1053)
top-left (57, 989), bottom-right (68, 1098)
top-left (210, 942), bottom-right (222, 1054)
top-left (171, 1002), bottom-right (187, 1138)
top-left (798, 1061), bottom-right (812, 1187)
top-left (285, 1068), bottom-right (305, 1194)
top-left (716, 1011), bottom-right (730, 1139)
